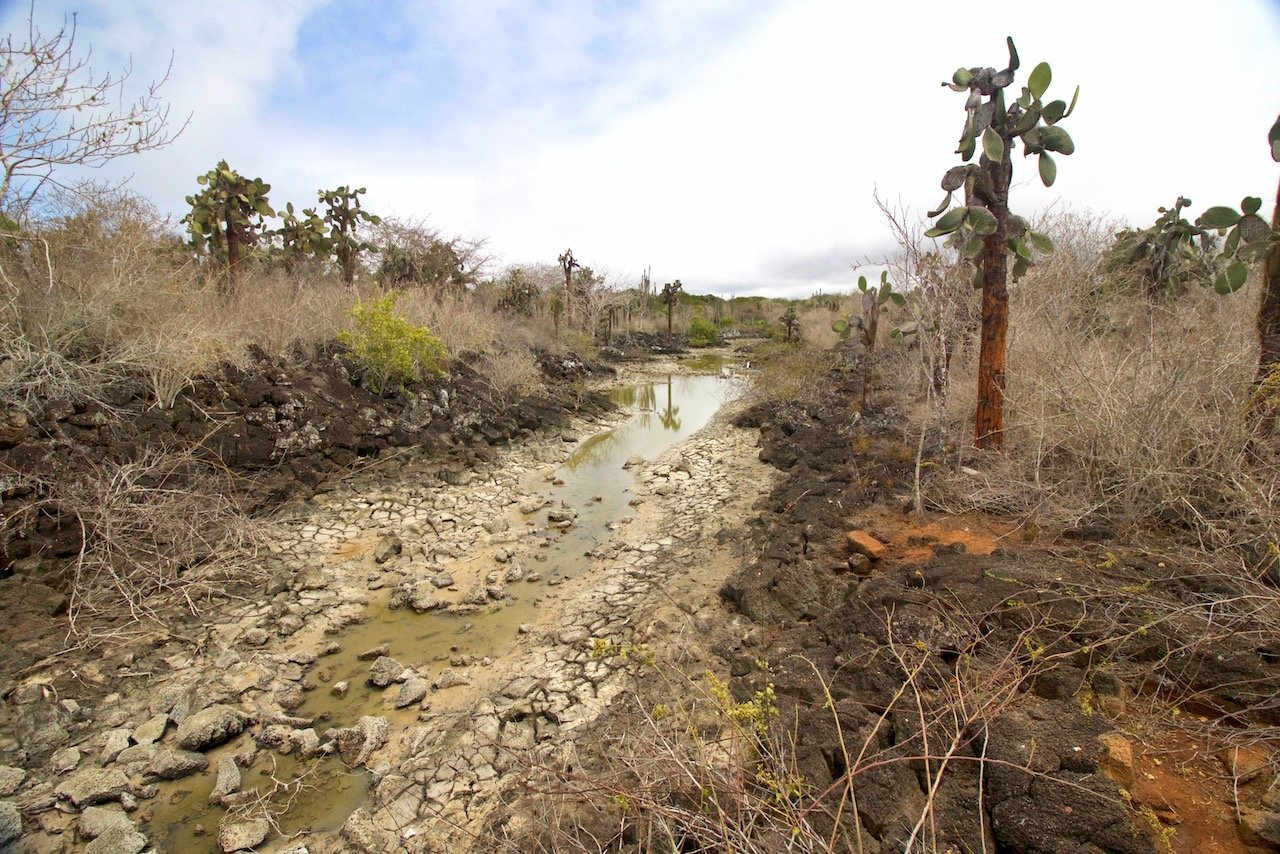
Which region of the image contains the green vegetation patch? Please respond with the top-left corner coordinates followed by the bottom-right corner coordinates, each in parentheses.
top-left (339, 291), bottom-right (446, 393)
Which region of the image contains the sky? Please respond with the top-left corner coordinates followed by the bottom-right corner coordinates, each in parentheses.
top-left (2, 0), bottom-right (1278, 298)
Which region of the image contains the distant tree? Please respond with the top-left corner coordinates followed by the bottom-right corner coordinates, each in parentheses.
top-left (558, 248), bottom-right (580, 324)
top-left (320, 186), bottom-right (380, 286)
top-left (550, 293), bottom-right (564, 340)
top-left (183, 160), bottom-right (273, 290)
top-left (1101, 197), bottom-right (1221, 302)
top-left (497, 267), bottom-right (538, 316)
top-left (375, 218), bottom-right (488, 294)
top-left (0, 8), bottom-right (185, 217)
top-left (660, 279), bottom-right (683, 344)
top-left (833, 272), bottom-right (906, 409)
top-left (779, 305), bottom-right (798, 342)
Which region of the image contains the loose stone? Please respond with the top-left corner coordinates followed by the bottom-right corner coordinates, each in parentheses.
top-left (367, 656), bottom-right (404, 688)
top-left (175, 705), bottom-right (248, 752)
top-left (0, 766), bottom-right (24, 797)
top-left (143, 748), bottom-right (208, 781)
top-left (218, 816), bottom-right (269, 853)
top-left (209, 756), bottom-right (241, 804)
top-left (55, 768), bottom-right (130, 807)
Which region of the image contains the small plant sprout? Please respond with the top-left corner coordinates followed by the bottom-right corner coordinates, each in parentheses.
top-left (832, 271), bottom-right (906, 409)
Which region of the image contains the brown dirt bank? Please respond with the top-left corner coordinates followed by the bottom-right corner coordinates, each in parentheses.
top-left (709, 373), bottom-right (1280, 853)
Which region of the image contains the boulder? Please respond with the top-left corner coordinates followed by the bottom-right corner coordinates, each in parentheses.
top-left (219, 816), bottom-right (269, 852)
top-left (373, 534), bottom-right (402, 564)
top-left (175, 704), bottom-right (248, 751)
top-left (393, 677), bottom-right (429, 709)
top-left (0, 766), bottom-right (24, 797)
top-left (334, 716), bottom-right (388, 767)
top-left (356, 644), bottom-right (388, 661)
top-left (846, 530), bottom-right (888, 560)
top-left (547, 506), bottom-right (577, 524)
top-left (144, 747), bottom-right (208, 781)
top-left (131, 713), bottom-right (170, 746)
top-left (78, 805), bottom-right (135, 839)
top-left (0, 800), bottom-right (20, 847)
top-left (99, 729), bottom-right (132, 765)
top-left (210, 756), bottom-right (241, 803)
top-left (367, 656), bottom-right (404, 688)
top-left (84, 827), bottom-right (147, 854)
top-left (50, 745), bottom-right (80, 773)
top-left (55, 767), bottom-right (130, 807)
top-left (1241, 809), bottom-right (1280, 847)
top-left (433, 668), bottom-right (471, 690)
top-left (405, 579), bottom-right (438, 613)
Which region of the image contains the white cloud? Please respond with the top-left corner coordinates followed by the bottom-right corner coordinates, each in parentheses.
top-left (2, 0), bottom-right (1277, 297)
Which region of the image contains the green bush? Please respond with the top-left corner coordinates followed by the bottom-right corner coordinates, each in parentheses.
top-left (688, 315), bottom-right (720, 348)
top-left (339, 291), bottom-right (446, 393)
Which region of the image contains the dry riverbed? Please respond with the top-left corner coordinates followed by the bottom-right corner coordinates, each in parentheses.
top-left (0, 357), bottom-right (774, 853)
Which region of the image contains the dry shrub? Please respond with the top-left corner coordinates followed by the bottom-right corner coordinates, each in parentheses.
top-left (396, 289), bottom-right (496, 357)
top-left (798, 304), bottom-right (844, 351)
top-left (0, 188), bottom-right (360, 412)
top-left (749, 343), bottom-right (841, 410)
top-left (49, 446), bottom-right (267, 636)
top-left (475, 347), bottom-right (543, 398)
top-left (221, 269), bottom-right (353, 359)
top-left (506, 607), bottom-right (1056, 854)
top-left (925, 210), bottom-right (1279, 551)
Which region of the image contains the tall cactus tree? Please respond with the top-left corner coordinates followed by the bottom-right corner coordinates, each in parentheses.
top-left (321, 186), bottom-right (380, 286)
top-left (558, 248), bottom-right (580, 325)
top-left (183, 160), bottom-right (274, 291)
top-left (660, 279), bottom-right (683, 344)
top-left (927, 37), bottom-right (1076, 449)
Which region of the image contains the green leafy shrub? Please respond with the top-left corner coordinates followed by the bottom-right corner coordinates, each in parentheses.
top-left (339, 292), bottom-right (446, 393)
top-left (688, 315), bottom-right (720, 347)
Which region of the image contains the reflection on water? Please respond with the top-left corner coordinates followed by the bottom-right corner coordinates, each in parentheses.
top-left (547, 373), bottom-right (737, 589)
top-left (572, 374), bottom-right (731, 472)
top-left (556, 374), bottom-right (735, 537)
top-left (682, 353), bottom-right (732, 374)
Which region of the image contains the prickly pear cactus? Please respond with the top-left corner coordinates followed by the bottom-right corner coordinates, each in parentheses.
top-left (832, 271), bottom-right (905, 351)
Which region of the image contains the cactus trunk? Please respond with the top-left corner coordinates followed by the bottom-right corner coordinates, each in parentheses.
top-left (974, 159), bottom-right (1012, 450)
top-left (224, 208), bottom-right (242, 293)
top-left (1252, 176), bottom-right (1280, 436)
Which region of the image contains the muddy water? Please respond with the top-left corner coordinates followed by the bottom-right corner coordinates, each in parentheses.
top-left (146, 371), bottom-right (738, 852)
